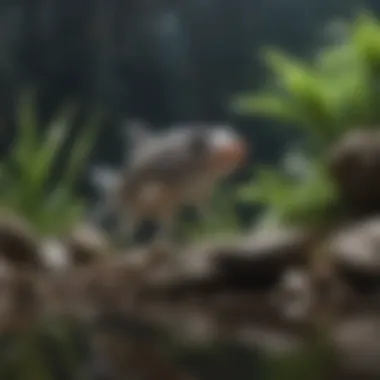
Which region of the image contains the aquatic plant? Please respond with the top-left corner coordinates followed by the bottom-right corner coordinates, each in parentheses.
top-left (237, 150), bottom-right (339, 228)
top-left (0, 90), bottom-right (103, 236)
top-left (179, 185), bottom-right (242, 242)
top-left (232, 13), bottom-right (380, 228)
top-left (233, 12), bottom-right (380, 148)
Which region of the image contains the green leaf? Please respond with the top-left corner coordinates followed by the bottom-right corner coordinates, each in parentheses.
top-left (61, 110), bottom-right (103, 190)
top-left (232, 14), bottom-right (380, 147)
top-left (13, 89), bottom-right (39, 169)
top-left (233, 93), bottom-right (307, 125)
top-left (31, 104), bottom-right (76, 188)
top-left (0, 92), bottom-right (104, 236)
top-left (37, 188), bottom-right (85, 235)
top-left (352, 13), bottom-right (380, 64)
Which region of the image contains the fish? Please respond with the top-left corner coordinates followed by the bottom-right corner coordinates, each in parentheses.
top-left (90, 119), bottom-right (249, 245)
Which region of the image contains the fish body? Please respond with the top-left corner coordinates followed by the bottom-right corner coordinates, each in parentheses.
top-left (91, 120), bottom-right (249, 244)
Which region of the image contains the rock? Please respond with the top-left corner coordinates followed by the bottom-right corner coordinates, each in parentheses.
top-left (63, 223), bottom-right (112, 265)
top-left (0, 257), bottom-right (44, 333)
top-left (169, 306), bottom-right (221, 344)
top-left (58, 258), bottom-right (147, 320)
top-left (141, 240), bottom-right (223, 300)
top-left (333, 314), bottom-right (380, 377)
top-left (140, 227), bottom-right (313, 299)
top-left (39, 238), bottom-right (71, 272)
top-left (0, 211), bottom-right (41, 269)
top-left (270, 267), bottom-right (313, 322)
top-left (328, 129), bottom-right (380, 213)
top-left (328, 218), bottom-right (380, 293)
top-left (213, 227), bottom-right (312, 291)
top-left (232, 325), bottom-right (304, 355)
top-left (54, 243), bottom-right (181, 320)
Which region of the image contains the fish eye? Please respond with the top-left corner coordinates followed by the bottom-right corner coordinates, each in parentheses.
top-left (188, 130), bottom-right (208, 154)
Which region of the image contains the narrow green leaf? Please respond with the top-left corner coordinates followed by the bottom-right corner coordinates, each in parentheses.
top-left (31, 104), bottom-right (76, 188)
top-left (13, 89), bottom-right (39, 169)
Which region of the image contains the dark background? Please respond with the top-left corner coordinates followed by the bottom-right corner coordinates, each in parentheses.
top-left (0, 0), bottom-right (378, 198)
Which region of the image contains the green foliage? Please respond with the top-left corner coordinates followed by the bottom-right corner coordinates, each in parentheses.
top-left (233, 12), bottom-right (380, 147)
top-left (0, 90), bottom-right (103, 236)
top-left (237, 151), bottom-right (339, 229)
top-left (230, 13), bottom-right (380, 229)
top-left (179, 186), bottom-right (242, 242)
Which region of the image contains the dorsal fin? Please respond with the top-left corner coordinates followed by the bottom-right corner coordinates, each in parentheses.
top-left (123, 118), bottom-right (153, 146)
top-left (89, 165), bottom-right (121, 197)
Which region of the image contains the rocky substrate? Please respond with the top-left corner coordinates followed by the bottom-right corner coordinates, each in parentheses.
top-left (2, 129), bottom-right (380, 379)
top-left (1, 208), bottom-right (380, 379)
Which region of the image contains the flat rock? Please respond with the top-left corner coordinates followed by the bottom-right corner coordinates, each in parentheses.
top-left (0, 211), bottom-right (41, 269)
top-left (328, 218), bottom-right (380, 293)
top-left (137, 296), bottom-right (306, 355)
top-left (141, 227), bottom-right (312, 298)
top-left (63, 223), bottom-right (113, 265)
top-left (141, 241), bottom-right (222, 300)
top-left (212, 227), bottom-right (312, 290)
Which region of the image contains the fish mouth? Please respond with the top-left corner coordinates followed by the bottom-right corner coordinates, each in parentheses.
top-left (213, 140), bottom-right (249, 171)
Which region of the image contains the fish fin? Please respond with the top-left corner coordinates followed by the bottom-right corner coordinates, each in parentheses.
top-left (123, 118), bottom-right (154, 146)
top-left (90, 165), bottom-right (121, 196)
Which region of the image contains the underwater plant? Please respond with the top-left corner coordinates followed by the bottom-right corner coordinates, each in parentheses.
top-left (236, 150), bottom-right (339, 228)
top-left (232, 13), bottom-right (380, 228)
top-left (233, 13), bottom-right (380, 148)
top-left (0, 90), bottom-right (103, 236)
top-left (179, 184), bottom-right (243, 242)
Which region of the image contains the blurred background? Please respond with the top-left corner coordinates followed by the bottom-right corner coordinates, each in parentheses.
top-left (2, 0), bottom-right (379, 181)
top-left (2, 0), bottom-right (380, 379)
